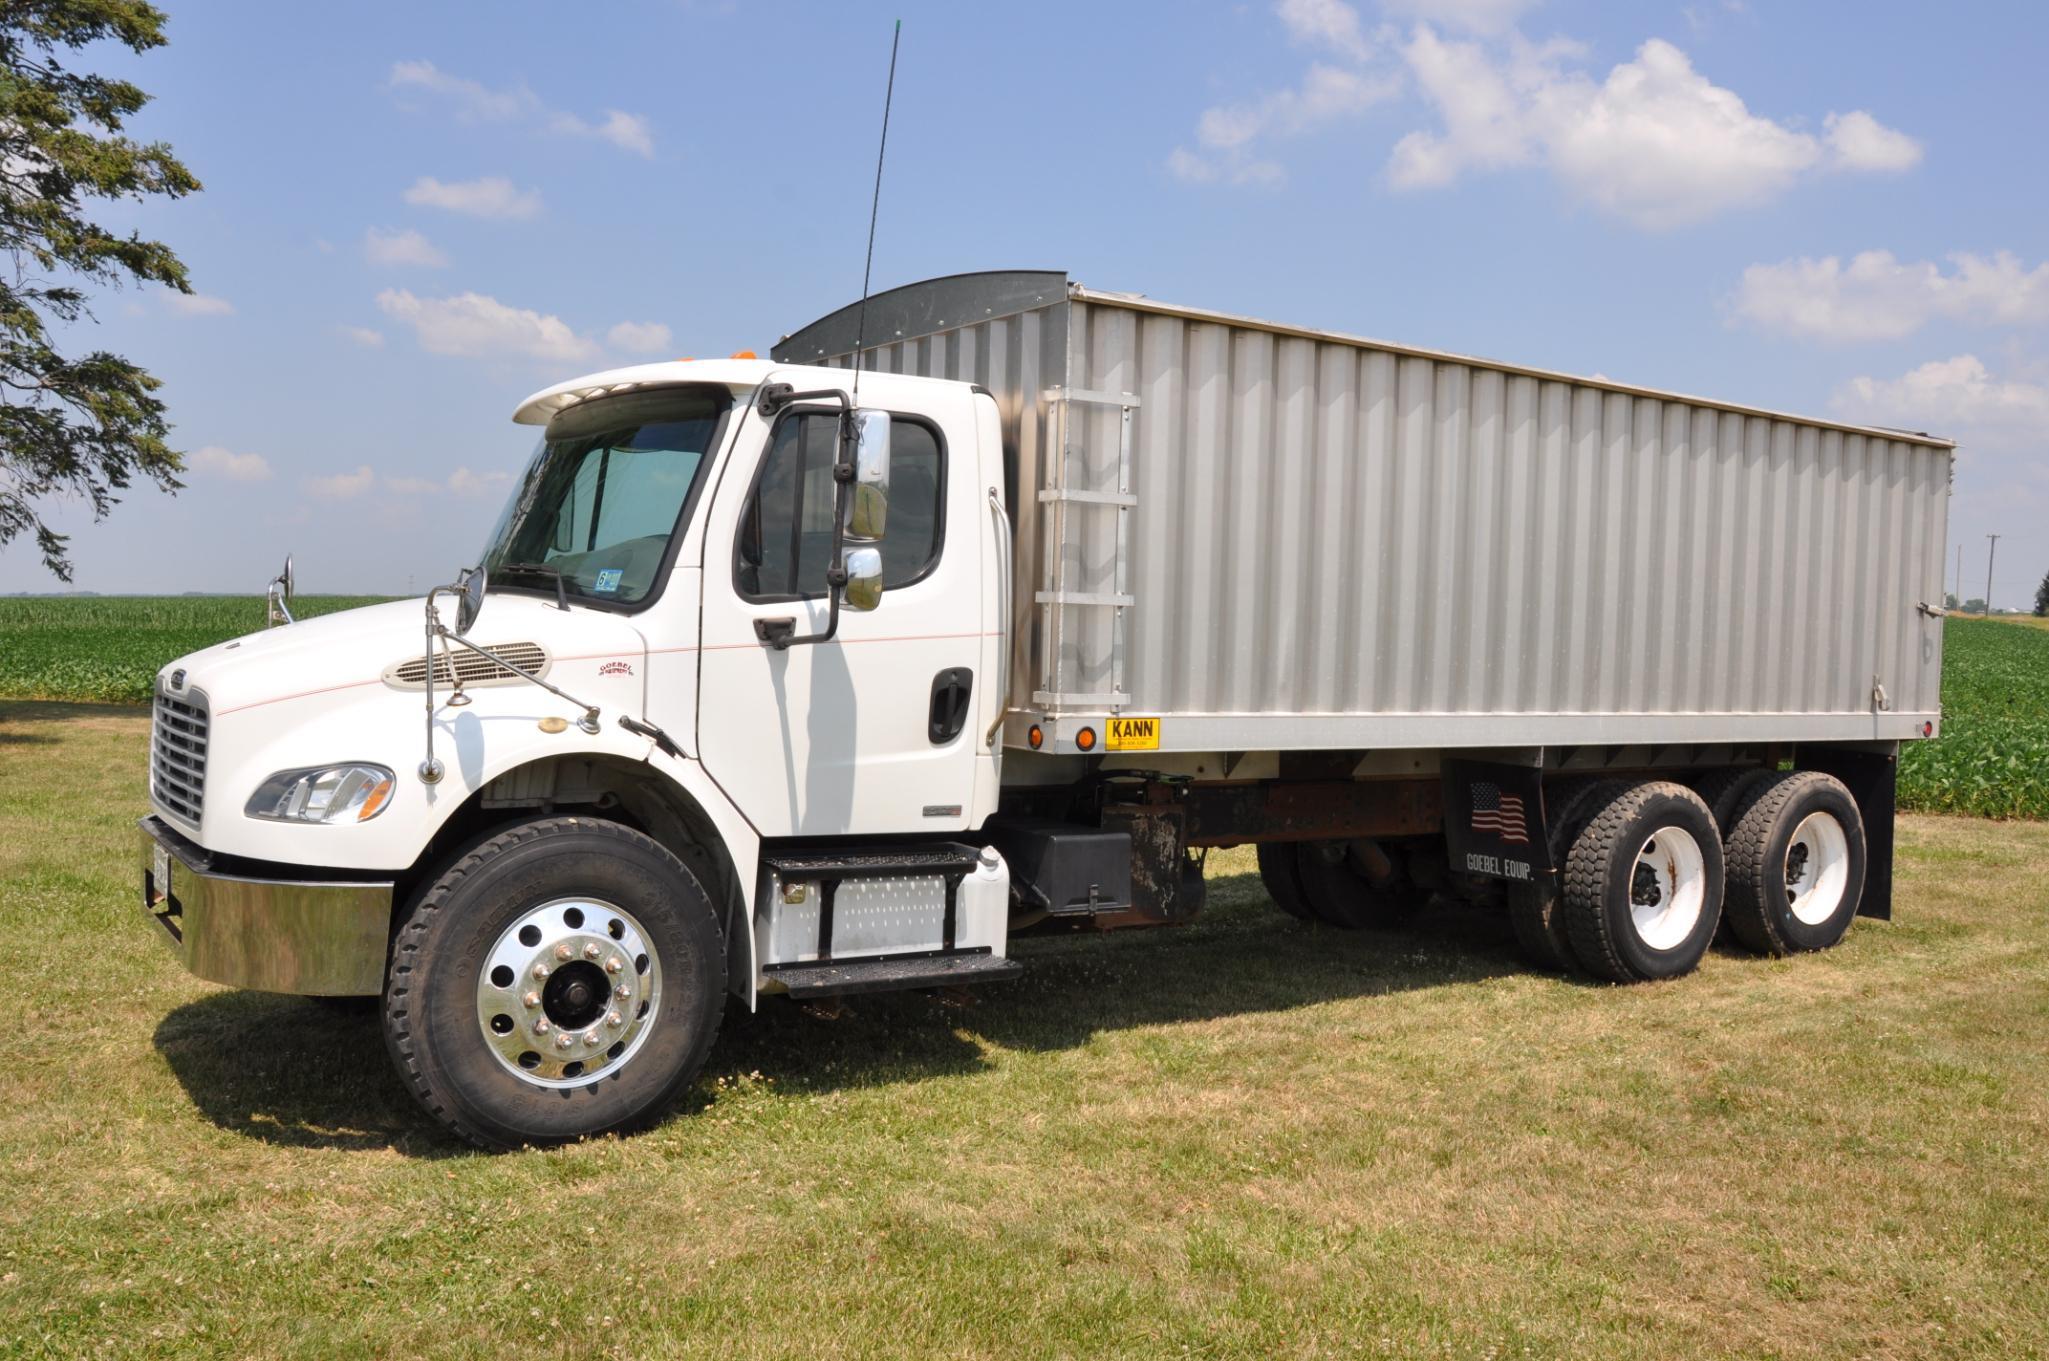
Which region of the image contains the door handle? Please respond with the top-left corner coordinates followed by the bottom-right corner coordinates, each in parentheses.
top-left (928, 667), bottom-right (974, 744)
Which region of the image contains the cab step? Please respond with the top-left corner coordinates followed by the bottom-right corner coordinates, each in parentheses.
top-left (763, 949), bottom-right (1023, 999)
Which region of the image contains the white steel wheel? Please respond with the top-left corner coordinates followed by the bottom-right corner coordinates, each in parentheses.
top-left (1784, 811), bottom-right (1851, 926)
top-left (1628, 827), bottom-right (1708, 950)
top-left (475, 896), bottom-right (662, 1089)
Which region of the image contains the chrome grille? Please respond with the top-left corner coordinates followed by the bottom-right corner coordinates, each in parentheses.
top-left (152, 687), bottom-right (209, 825)
top-left (388, 643), bottom-right (550, 689)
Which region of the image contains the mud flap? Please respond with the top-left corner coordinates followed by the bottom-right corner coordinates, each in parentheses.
top-left (1440, 759), bottom-right (1551, 886)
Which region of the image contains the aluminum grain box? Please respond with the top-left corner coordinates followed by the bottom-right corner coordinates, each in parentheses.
top-left (775, 272), bottom-right (1954, 755)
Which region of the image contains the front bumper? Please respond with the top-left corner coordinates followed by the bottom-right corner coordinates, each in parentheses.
top-left (139, 815), bottom-right (394, 996)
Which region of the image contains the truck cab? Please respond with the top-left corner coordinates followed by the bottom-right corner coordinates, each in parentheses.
top-left (142, 358), bottom-right (1020, 1148)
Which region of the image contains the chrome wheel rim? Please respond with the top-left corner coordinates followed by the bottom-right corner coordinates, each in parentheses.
top-left (476, 897), bottom-right (661, 1089)
top-left (1627, 826), bottom-right (1707, 951)
top-left (1785, 811), bottom-right (1851, 925)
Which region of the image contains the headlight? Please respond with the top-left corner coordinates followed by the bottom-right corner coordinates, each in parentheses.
top-left (245, 764), bottom-right (396, 824)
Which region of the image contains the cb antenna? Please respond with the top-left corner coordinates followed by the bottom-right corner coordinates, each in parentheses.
top-left (851, 19), bottom-right (902, 403)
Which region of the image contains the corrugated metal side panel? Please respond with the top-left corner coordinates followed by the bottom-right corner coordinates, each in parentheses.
top-left (1065, 298), bottom-right (1951, 723)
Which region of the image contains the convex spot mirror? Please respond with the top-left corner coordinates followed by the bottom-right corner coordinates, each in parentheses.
top-left (841, 546), bottom-right (883, 613)
top-left (265, 554), bottom-right (296, 628)
top-left (845, 408), bottom-right (890, 541)
top-left (455, 565), bottom-right (488, 635)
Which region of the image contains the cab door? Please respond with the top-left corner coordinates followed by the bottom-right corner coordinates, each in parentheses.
top-left (695, 385), bottom-right (983, 838)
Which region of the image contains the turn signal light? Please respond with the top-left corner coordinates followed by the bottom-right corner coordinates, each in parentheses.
top-left (1027, 723), bottom-right (1044, 749)
top-left (1076, 726), bottom-right (1097, 752)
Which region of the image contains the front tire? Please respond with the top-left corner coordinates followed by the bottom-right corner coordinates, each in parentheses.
top-left (1722, 771), bottom-right (1866, 956)
top-left (383, 816), bottom-right (725, 1150)
top-left (1561, 782), bottom-right (1724, 983)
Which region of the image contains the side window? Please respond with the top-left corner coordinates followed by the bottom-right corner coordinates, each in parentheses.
top-left (737, 411), bottom-right (945, 599)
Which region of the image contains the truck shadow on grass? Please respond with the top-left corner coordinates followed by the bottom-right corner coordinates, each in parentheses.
top-left (153, 872), bottom-right (1566, 1154)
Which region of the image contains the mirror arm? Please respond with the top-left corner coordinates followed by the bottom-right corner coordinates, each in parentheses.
top-left (436, 628), bottom-right (603, 733)
top-left (763, 488), bottom-right (850, 652)
top-left (756, 383), bottom-right (851, 418)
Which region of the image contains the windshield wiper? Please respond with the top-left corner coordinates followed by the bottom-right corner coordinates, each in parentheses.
top-left (494, 561), bottom-right (571, 611)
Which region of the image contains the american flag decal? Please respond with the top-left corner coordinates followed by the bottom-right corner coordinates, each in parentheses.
top-left (1470, 781), bottom-right (1529, 844)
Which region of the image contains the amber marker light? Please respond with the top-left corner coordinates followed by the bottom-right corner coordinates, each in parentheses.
top-left (1027, 723), bottom-right (1044, 749)
top-left (1075, 726), bottom-right (1097, 752)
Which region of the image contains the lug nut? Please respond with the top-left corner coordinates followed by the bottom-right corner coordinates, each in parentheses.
top-left (606, 1010), bottom-right (623, 1028)
top-left (585, 1028), bottom-right (604, 1047)
top-left (555, 943), bottom-right (574, 961)
top-left (605, 956), bottom-right (623, 974)
top-left (534, 1019), bottom-right (550, 1035)
top-left (555, 1032), bottom-right (574, 1050)
top-left (522, 990), bottom-right (541, 1009)
top-left (584, 942), bottom-right (602, 960)
top-left (532, 963), bottom-right (550, 981)
top-left (614, 985), bottom-right (630, 1000)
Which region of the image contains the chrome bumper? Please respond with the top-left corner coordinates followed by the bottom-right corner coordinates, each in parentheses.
top-left (139, 815), bottom-right (394, 996)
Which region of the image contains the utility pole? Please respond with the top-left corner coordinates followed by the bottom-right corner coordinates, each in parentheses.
top-left (1985, 534), bottom-right (2000, 615)
top-left (1955, 542), bottom-right (1963, 606)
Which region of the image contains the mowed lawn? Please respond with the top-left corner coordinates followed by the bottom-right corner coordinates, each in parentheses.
top-left (3, 704), bottom-right (2047, 1360)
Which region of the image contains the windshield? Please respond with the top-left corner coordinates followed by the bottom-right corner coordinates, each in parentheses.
top-left (480, 385), bottom-right (732, 606)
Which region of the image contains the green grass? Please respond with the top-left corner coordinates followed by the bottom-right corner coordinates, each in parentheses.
top-left (2, 702), bottom-right (2048, 1359)
top-left (3, 597), bottom-right (2043, 815)
top-left (1899, 617), bottom-right (2049, 819)
top-left (0, 596), bottom-right (388, 704)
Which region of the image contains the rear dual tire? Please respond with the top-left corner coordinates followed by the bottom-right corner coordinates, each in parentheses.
top-left (1723, 771), bottom-right (1866, 956)
top-left (1561, 782), bottom-right (1726, 983)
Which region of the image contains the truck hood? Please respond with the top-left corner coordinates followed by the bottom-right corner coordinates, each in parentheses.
top-left (161, 594), bottom-right (649, 718)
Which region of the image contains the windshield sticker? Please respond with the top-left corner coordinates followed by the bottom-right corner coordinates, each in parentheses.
top-left (594, 568), bottom-right (624, 594)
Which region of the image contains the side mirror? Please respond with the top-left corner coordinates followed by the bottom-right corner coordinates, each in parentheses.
top-left (845, 408), bottom-right (890, 541)
top-left (841, 546), bottom-right (883, 612)
top-left (265, 554), bottom-right (296, 627)
top-left (455, 565), bottom-right (488, 635)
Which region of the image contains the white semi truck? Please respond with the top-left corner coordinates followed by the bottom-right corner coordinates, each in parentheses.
top-left (139, 272), bottom-right (1954, 1148)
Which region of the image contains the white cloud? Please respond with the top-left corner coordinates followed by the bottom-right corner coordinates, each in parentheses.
top-left (606, 320), bottom-right (674, 354)
top-left (383, 474), bottom-right (443, 496)
top-left (377, 289), bottom-right (600, 364)
top-left (308, 465), bottom-right (376, 499)
top-left (1174, 58), bottom-right (1395, 187)
top-left (1733, 250), bottom-right (2049, 342)
top-left (186, 445), bottom-right (272, 482)
top-left (166, 291), bottom-right (234, 317)
top-left (339, 325), bottom-right (386, 348)
top-left (1383, 0), bottom-right (1536, 35)
top-left (402, 175), bottom-right (543, 220)
top-left (363, 226), bottom-right (449, 268)
top-left (1834, 355), bottom-right (2049, 434)
top-left (448, 466), bottom-right (512, 498)
top-left (1387, 33), bottom-right (1921, 229)
top-left (1824, 110), bottom-right (1923, 172)
top-left (388, 59), bottom-right (530, 121)
top-left (550, 109), bottom-right (656, 158)
top-left (388, 60), bottom-right (654, 156)
top-left (1277, 0), bottom-right (1376, 62)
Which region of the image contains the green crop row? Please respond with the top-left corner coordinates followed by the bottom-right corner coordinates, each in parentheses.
top-left (3, 598), bottom-right (2044, 817)
top-left (0, 596), bottom-right (387, 704)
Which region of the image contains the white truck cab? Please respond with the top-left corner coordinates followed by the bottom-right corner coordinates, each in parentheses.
top-left (140, 273), bottom-right (1950, 1148)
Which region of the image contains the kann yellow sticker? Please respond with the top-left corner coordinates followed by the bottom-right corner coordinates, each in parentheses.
top-left (1106, 716), bottom-right (1161, 751)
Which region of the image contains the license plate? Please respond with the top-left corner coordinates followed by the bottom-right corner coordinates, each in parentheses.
top-left (151, 840), bottom-right (172, 906)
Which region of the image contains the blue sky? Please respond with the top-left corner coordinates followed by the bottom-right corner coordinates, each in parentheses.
top-left (6, 0), bottom-right (2045, 608)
